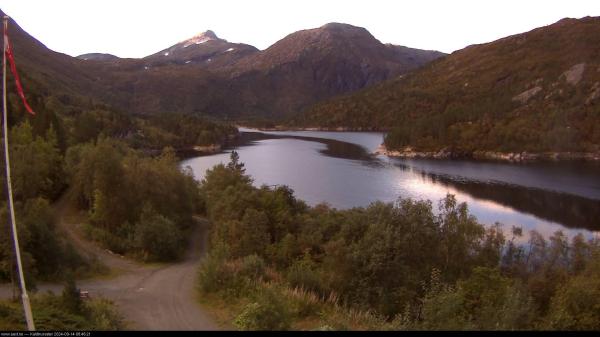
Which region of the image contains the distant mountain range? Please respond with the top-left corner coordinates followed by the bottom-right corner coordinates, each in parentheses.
top-left (297, 17), bottom-right (600, 155)
top-left (5, 8), bottom-right (598, 156)
top-left (1, 9), bottom-right (444, 120)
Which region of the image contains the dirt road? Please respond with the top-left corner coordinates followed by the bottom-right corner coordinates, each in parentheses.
top-left (76, 220), bottom-right (218, 330)
top-left (0, 195), bottom-right (219, 330)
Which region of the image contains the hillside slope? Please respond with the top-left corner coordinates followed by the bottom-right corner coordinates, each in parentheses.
top-left (1, 10), bottom-right (114, 111)
top-left (222, 23), bottom-right (446, 118)
top-left (2, 10), bottom-right (445, 120)
top-left (298, 17), bottom-right (600, 156)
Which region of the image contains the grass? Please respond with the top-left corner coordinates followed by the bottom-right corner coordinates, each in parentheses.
top-left (195, 268), bottom-right (397, 331)
top-left (0, 293), bottom-right (124, 331)
top-left (196, 292), bottom-right (242, 330)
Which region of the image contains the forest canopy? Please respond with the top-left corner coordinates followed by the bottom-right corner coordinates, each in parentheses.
top-left (196, 152), bottom-right (600, 330)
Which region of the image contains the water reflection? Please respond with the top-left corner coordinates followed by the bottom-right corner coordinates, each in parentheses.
top-left (236, 131), bottom-right (379, 163)
top-left (182, 130), bottom-right (600, 238)
top-left (394, 165), bottom-right (600, 231)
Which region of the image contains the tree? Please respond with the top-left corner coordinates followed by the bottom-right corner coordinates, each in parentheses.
top-left (418, 268), bottom-right (534, 330)
top-left (236, 208), bottom-right (271, 257)
top-left (134, 205), bottom-right (183, 261)
top-left (437, 195), bottom-right (485, 281)
top-left (21, 198), bottom-right (62, 278)
top-left (227, 151), bottom-right (245, 172)
top-left (6, 121), bottom-right (65, 201)
top-left (545, 254), bottom-right (600, 330)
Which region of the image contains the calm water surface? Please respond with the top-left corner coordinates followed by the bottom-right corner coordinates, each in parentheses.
top-left (181, 129), bottom-right (600, 241)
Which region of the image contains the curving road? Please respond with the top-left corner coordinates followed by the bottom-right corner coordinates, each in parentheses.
top-left (0, 196), bottom-right (219, 331)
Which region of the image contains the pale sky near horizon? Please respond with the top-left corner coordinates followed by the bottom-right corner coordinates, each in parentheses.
top-left (2, 0), bottom-right (599, 58)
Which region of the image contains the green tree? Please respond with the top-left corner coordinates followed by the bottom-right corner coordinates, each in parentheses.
top-left (134, 205), bottom-right (183, 261)
top-left (6, 121), bottom-right (65, 201)
top-left (418, 268), bottom-right (533, 330)
top-left (227, 151), bottom-right (245, 172)
top-left (545, 252), bottom-right (600, 330)
top-left (20, 198), bottom-right (62, 278)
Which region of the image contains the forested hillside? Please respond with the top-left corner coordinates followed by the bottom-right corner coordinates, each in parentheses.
top-left (298, 17), bottom-right (600, 155)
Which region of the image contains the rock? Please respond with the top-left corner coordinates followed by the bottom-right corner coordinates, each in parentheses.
top-left (561, 63), bottom-right (585, 85)
top-left (586, 82), bottom-right (600, 104)
top-left (512, 86), bottom-right (542, 104)
top-left (377, 145), bottom-right (600, 162)
top-left (193, 144), bottom-right (222, 153)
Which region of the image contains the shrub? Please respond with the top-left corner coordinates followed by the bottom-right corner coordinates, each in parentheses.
top-left (134, 205), bottom-right (183, 261)
top-left (234, 288), bottom-right (291, 331)
top-left (198, 243), bottom-right (232, 294)
top-left (62, 277), bottom-right (86, 316)
top-left (1, 293), bottom-right (123, 331)
top-left (238, 254), bottom-right (267, 281)
top-left (286, 254), bottom-right (325, 296)
top-left (87, 298), bottom-right (124, 330)
top-left (545, 255), bottom-right (600, 330)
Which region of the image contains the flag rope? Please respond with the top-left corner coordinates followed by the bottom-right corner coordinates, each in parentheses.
top-left (3, 15), bottom-right (36, 331)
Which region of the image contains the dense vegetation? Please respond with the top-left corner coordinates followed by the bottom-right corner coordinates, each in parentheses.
top-left (0, 121), bottom-right (86, 286)
top-left (0, 279), bottom-right (122, 330)
top-left (197, 153), bottom-right (600, 330)
top-left (67, 139), bottom-right (201, 260)
top-left (3, 10), bottom-right (600, 331)
top-left (1, 16), bottom-right (241, 331)
top-left (0, 60), bottom-right (235, 288)
top-left (68, 107), bottom-right (237, 151)
top-left (0, 88), bottom-right (218, 330)
top-left (297, 17), bottom-right (600, 154)
top-left (132, 113), bottom-right (237, 150)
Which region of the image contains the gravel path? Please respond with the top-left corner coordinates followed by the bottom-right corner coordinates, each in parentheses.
top-left (0, 194), bottom-right (219, 331)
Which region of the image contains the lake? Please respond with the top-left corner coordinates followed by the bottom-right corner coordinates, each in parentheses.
top-left (181, 129), bottom-right (600, 241)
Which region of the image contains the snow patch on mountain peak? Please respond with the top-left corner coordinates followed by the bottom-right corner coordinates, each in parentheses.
top-left (182, 30), bottom-right (219, 48)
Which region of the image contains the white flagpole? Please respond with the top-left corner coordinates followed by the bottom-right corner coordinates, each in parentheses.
top-left (3, 15), bottom-right (36, 332)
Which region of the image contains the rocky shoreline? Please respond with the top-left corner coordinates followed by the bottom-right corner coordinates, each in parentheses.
top-left (246, 125), bottom-right (387, 132)
top-left (174, 133), bottom-right (240, 159)
top-left (374, 144), bottom-right (600, 162)
top-left (192, 144), bottom-right (222, 153)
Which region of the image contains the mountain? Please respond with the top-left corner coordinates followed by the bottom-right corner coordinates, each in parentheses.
top-left (143, 30), bottom-right (259, 68)
top-left (232, 23), bottom-right (433, 77)
top-left (74, 23), bottom-right (445, 118)
top-left (385, 44), bottom-right (446, 70)
top-left (0, 9), bottom-right (119, 117)
top-left (297, 17), bottom-right (600, 155)
top-left (1, 10), bottom-right (445, 121)
top-left (218, 22), bottom-right (447, 118)
top-left (77, 53), bottom-right (120, 61)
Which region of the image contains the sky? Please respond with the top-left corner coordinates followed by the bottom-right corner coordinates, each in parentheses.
top-left (1, 0), bottom-right (599, 58)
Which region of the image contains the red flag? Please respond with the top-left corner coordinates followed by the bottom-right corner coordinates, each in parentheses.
top-left (4, 23), bottom-right (35, 115)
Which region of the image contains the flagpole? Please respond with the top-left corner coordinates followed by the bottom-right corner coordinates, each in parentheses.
top-left (3, 15), bottom-right (36, 332)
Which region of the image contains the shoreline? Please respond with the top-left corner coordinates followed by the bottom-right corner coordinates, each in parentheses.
top-left (237, 125), bottom-right (388, 132)
top-left (139, 133), bottom-right (241, 160)
top-left (374, 144), bottom-right (600, 162)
